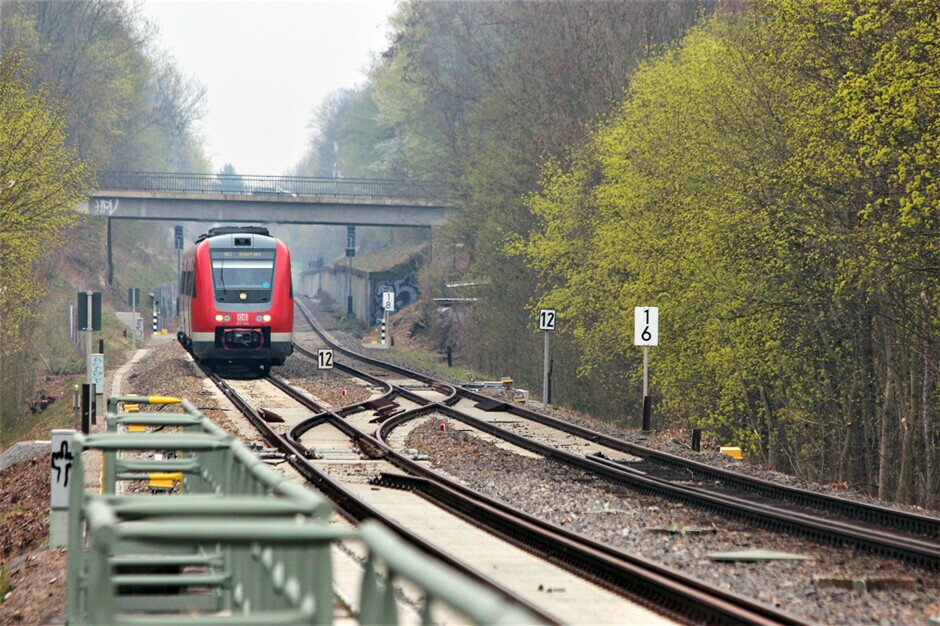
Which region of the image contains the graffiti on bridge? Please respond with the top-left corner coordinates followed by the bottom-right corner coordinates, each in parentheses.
top-left (92, 198), bottom-right (120, 216)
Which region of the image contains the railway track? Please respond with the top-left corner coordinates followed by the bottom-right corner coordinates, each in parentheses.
top-left (96, 297), bottom-right (939, 624)
top-left (199, 366), bottom-right (559, 624)
top-left (293, 298), bottom-right (940, 572)
top-left (202, 361), bottom-right (711, 623)
top-left (178, 322), bottom-right (802, 623)
top-left (276, 301), bottom-right (806, 624)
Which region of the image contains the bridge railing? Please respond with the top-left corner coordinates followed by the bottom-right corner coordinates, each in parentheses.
top-left (98, 171), bottom-right (451, 202)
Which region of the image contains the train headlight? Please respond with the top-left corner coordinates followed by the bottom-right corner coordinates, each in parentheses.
top-left (262, 314), bottom-right (271, 322)
top-left (215, 314), bottom-right (231, 322)
top-left (215, 314), bottom-right (224, 322)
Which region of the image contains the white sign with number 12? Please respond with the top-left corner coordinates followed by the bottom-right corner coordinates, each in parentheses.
top-left (539, 308), bottom-right (556, 331)
top-left (634, 307), bottom-right (658, 346)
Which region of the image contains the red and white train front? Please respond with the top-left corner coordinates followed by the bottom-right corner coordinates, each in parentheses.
top-left (178, 226), bottom-right (293, 370)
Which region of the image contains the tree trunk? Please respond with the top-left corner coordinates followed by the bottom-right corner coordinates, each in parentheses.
top-left (760, 384), bottom-right (777, 470)
top-left (920, 293), bottom-right (935, 507)
top-left (895, 344), bottom-right (916, 503)
top-left (858, 311), bottom-right (879, 495)
top-left (877, 330), bottom-right (896, 501)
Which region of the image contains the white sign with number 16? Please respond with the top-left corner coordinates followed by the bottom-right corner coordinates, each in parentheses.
top-left (634, 307), bottom-right (658, 346)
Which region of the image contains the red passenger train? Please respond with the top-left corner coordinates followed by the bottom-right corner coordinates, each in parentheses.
top-left (178, 226), bottom-right (293, 373)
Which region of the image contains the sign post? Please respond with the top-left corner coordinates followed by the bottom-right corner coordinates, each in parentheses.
top-left (78, 291), bottom-right (101, 402)
top-left (50, 429), bottom-right (76, 547)
top-left (151, 292), bottom-right (158, 336)
top-left (382, 291), bottom-right (395, 346)
top-left (634, 307), bottom-right (659, 431)
top-left (539, 308), bottom-right (556, 406)
top-left (129, 288), bottom-right (140, 349)
top-left (175, 225), bottom-right (184, 315)
top-left (346, 226), bottom-right (356, 315)
top-left (80, 384), bottom-right (94, 433)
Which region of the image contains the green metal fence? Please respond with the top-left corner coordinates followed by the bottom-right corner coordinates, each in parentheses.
top-left (64, 396), bottom-right (540, 625)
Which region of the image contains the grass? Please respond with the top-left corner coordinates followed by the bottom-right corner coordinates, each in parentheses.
top-left (2, 218), bottom-right (180, 448)
top-left (385, 346), bottom-right (484, 383)
top-left (331, 312), bottom-right (370, 336)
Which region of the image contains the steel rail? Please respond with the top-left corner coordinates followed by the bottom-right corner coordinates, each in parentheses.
top-left (293, 297), bottom-right (940, 570)
top-left (200, 365), bottom-right (559, 624)
top-left (284, 306), bottom-right (810, 624)
top-left (377, 403), bottom-right (940, 570)
top-left (375, 472), bottom-right (806, 626)
top-left (272, 380), bottom-right (801, 625)
top-left (455, 384), bottom-right (940, 540)
top-left (295, 299), bottom-right (940, 542)
top-left (293, 299), bottom-right (459, 404)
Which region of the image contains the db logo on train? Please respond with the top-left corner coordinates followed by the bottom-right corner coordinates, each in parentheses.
top-left (237, 313), bottom-right (249, 324)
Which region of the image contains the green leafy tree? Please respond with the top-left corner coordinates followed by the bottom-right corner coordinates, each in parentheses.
top-left (0, 54), bottom-right (89, 439)
top-left (1, 0), bottom-right (208, 171)
top-left (525, 0), bottom-right (940, 505)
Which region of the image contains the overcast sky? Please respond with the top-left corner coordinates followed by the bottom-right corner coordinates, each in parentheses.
top-left (142, 0), bottom-right (397, 176)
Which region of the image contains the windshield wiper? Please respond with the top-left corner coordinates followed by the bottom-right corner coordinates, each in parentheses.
top-left (219, 261), bottom-right (227, 298)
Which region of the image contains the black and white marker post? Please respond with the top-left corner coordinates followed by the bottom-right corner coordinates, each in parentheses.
top-left (539, 308), bottom-right (556, 406)
top-left (382, 291), bottom-right (395, 348)
top-left (634, 307), bottom-right (659, 431)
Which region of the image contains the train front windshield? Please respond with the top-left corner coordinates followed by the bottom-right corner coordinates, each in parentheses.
top-left (212, 260), bottom-right (274, 288)
top-left (211, 250), bottom-right (276, 302)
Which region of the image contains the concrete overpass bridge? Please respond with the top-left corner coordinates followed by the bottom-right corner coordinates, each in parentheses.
top-left (83, 171), bottom-right (455, 289)
top-left (82, 171), bottom-right (454, 227)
